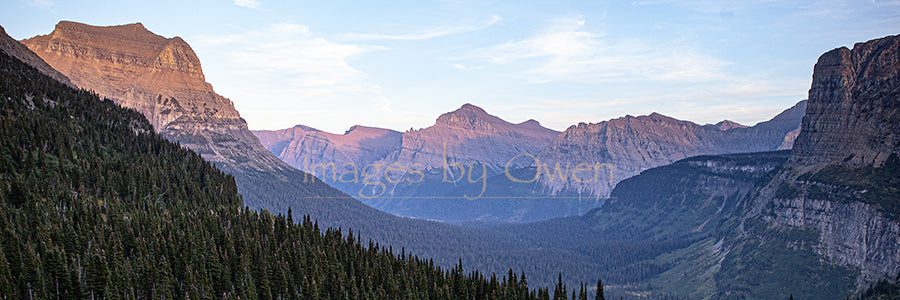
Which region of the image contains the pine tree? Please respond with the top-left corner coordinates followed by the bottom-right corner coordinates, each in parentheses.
top-left (596, 277), bottom-right (605, 300)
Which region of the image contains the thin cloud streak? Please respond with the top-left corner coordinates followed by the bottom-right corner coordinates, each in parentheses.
top-left (28, 0), bottom-right (54, 9)
top-left (457, 16), bottom-right (731, 83)
top-left (342, 15), bottom-right (501, 41)
top-left (192, 23), bottom-right (397, 132)
top-left (233, 0), bottom-right (261, 9)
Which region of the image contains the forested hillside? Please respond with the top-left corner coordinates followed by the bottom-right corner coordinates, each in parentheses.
top-left (0, 50), bottom-right (580, 298)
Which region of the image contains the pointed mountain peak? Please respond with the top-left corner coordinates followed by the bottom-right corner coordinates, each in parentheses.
top-left (435, 103), bottom-right (507, 128)
top-left (712, 120), bottom-right (748, 131)
top-left (519, 119), bottom-right (541, 126)
top-left (458, 103), bottom-right (485, 112)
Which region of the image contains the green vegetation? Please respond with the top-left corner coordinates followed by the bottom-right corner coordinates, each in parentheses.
top-left (714, 218), bottom-right (857, 299)
top-left (805, 154), bottom-right (900, 219)
top-left (853, 277), bottom-right (900, 299)
top-left (0, 50), bottom-right (608, 298)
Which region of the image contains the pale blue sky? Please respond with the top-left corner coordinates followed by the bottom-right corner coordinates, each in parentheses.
top-left (3, 0), bottom-right (899, 133)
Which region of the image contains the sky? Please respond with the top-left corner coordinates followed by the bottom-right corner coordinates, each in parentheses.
top-left (2, 0), bottom-right (899, 133)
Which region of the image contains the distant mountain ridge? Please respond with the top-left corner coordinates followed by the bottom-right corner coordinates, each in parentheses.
top-left (535, 100), bottom-right (806, 197)
top-left (255, 101), bottom-right (806, 222)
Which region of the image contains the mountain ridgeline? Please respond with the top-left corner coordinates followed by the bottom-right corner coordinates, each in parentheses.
top-left (255, 101), bottom-right (805, 223)
top-left (0, 34), bottom-right (572, 299)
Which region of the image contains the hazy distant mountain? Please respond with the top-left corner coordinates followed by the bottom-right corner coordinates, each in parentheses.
top-left (255, 101), bottom-right (804, 222)
top-left (395, 103), bottom-right (560, 173)
top-left (253, 103), bottom-right (562, 221)
top-left (533, 100), bottom-right (806, 199)
top-left (255, 125), bottom-right (404, 178)
top-left (257, 104), bottom-right (558, 177)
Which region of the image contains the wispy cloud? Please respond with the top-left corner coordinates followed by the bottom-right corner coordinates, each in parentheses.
top-left (457, 16), bottom-right (731, 83)
top-left (631, 0), bottom-right (783, 13)
top-left (27, 0), bottom-right (54, 9)
top-left (343, 15), bottom-right (501, 40)
top-left (233, 0), bottom-right (261, 9)
top-left (192, 23), bottom-right (400, 132)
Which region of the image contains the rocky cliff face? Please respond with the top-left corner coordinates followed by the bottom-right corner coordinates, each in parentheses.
top-left (751, 34), bottom-right (900, 286)
top-left (791, 35), bottom-right (900, 168)
top-left (21, 21), bottom-right (290, 178)
top-left (0, 25), bottom-right (71, 85)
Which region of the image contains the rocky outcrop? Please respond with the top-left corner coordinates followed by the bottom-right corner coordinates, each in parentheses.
top-left (0, 25), bottom-right (70, 85)
top-left (753, 34), bottom-right (900, 286)
top-left (769, 195), bottom-right (900, 282)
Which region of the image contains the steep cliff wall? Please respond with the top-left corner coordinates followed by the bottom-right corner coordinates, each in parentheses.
top-left (754, 34), bottom-right (900, 285)
top-left (791, 35), bottom-right (900, 168)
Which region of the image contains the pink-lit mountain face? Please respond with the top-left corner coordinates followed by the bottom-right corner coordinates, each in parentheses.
top-left (255, 101), bottom-right (804, 222)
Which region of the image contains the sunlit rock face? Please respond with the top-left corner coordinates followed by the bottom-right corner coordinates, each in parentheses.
top-left (22, 21), bottom-right (288, 175)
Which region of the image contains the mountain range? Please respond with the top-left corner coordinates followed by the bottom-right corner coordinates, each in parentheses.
top-left (254, 100), bottom-right (805, 222)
